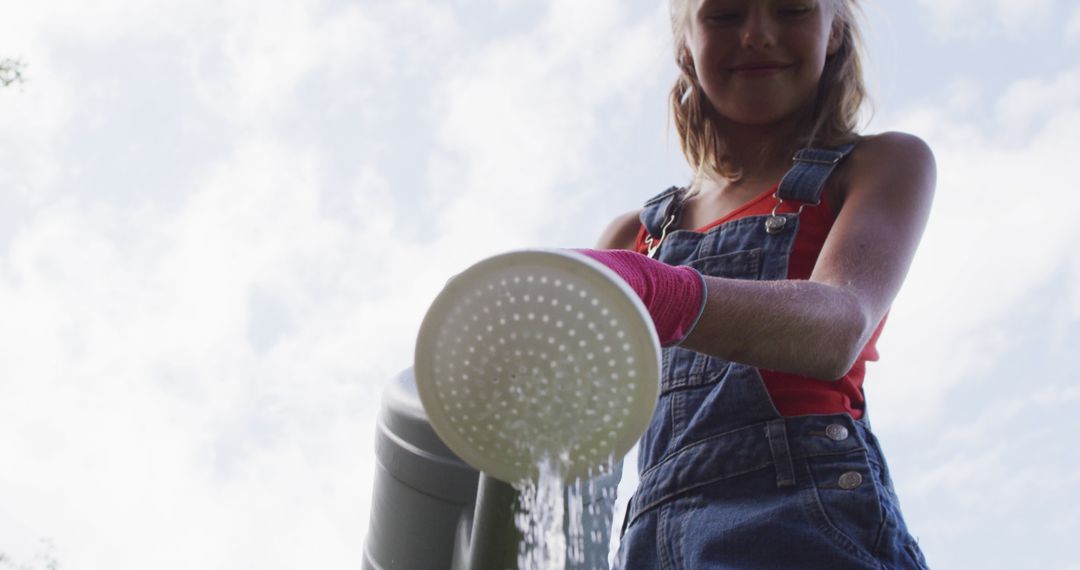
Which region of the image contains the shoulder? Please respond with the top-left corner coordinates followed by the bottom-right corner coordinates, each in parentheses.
top-left (595, 209), bottom-right (643, 250)
top-left (848, 131), bottom-right (936, 182)
top-left (851, 131), bottom-right (935, 167)
top-left (833, 131), bottom-right (936, 209)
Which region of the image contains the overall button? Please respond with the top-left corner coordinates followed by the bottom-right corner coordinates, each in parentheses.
top-left (838, 471), bottom-right (863, 490)
top-left (825, 424), bottom-right (849, 441)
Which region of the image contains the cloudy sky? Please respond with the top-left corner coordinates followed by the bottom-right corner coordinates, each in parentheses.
top-left (2, 0), bottom-right (1078, 568)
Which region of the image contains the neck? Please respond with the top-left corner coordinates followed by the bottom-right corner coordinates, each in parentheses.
top-left (711, 109), bottom-right (814, 183)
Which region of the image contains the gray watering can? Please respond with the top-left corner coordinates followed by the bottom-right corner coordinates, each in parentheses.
top-left (363, 250), bottom-right (661, 569)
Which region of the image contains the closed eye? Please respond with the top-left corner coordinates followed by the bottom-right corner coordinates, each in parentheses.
top-left (777, 4), bottom-right (813, 18)
top-left (704, 11), bottom-right (741, 23)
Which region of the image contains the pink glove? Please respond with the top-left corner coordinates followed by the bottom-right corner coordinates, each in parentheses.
top-left (576, 249), bottom-right (707, 347)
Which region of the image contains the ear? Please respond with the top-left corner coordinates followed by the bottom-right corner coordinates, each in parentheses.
top-left (826, 18), bottom-right (844, 55)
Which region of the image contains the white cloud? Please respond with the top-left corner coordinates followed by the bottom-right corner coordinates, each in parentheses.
top-left (995, 69), bottom-right (1080, 137)
top-left (1067, 3), bottom-right (1080, 41)
top-left (914, 0), bottom-right (1059, 38)
top-left (0, 139), bottom-right (392, 568)
top-left (189, 0), bottom-right (461, 126)
top-left (430, 0), bottom-right (670, 251)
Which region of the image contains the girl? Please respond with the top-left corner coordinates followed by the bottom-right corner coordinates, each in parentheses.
top-left (581, 0), bottom-right (935, 567)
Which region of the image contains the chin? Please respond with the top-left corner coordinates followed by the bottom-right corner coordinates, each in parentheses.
top-left (733, 113), bottom-right (789, 125)
top-left (711, 96), bottom-right (808, 128)
top-left (720, 108), bottom-right (796, 127)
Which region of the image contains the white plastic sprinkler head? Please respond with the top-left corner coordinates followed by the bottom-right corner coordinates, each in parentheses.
top-left (415, 249), bottom-right (661, 484)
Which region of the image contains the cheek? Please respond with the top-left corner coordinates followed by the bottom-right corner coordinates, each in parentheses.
top-left (794, 31), bottom-right (831, 71)
top-left (686, 33), bottom-right (711, 71)
top-left (689, 43), bottom-right (729, 86)
top-left (685, 23), bottom-right (732, 72)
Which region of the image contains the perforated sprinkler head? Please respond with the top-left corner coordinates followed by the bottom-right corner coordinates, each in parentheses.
top-left (415, 249), bottom-right (661, 483)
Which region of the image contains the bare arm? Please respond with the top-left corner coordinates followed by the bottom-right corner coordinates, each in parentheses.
top-left (679, 133), bottom-right (937, 379)
top-left (595, 209), bottom-right (643, 250)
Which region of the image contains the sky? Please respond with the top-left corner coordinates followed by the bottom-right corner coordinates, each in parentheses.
top-left (1, 0), bottom-right (1078, 568)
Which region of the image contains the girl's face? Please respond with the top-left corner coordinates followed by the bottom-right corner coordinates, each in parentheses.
top-left (685, 0), bottom-right (840, 127)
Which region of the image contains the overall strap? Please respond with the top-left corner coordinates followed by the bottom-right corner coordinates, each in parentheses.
top-left (762, 143), bottom-right (856, 234)
top-left (775, 143), bottom-right (856, 205)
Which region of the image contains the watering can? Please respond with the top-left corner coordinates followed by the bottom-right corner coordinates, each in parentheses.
top-left (363, 250), bottom-right (661, 569)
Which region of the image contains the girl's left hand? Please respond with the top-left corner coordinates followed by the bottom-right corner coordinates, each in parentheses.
top-left (575, 249), bottom-right (706, 347)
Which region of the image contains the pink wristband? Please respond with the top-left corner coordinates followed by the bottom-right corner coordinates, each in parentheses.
top-left (576, 249), bottom-right (707, 347)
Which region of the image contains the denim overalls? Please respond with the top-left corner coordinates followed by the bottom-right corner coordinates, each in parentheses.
top-left (612, 146), bottom-right (930, 570)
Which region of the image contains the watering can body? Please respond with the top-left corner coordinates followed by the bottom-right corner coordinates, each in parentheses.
top-left (364, 368), bottom-right (478, 569)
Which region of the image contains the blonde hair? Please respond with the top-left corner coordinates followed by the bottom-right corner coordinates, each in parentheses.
top-left (669, 0), bottom-right (869, 184)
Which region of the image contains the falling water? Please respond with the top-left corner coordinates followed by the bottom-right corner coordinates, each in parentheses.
top-left (514, 454), bottom-right (620, 570)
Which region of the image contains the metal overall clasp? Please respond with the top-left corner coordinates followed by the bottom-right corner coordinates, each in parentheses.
top-left (645, 214), bottom-right (676, 259)
top-left (764, 194), bottom-right (806, 235)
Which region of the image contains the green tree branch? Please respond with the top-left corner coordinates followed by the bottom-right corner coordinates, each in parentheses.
top-left (1, 58), bottom-right (27, 88)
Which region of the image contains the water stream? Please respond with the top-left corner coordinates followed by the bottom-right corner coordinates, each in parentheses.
top-left (514, 455), bottom-right (619, 570)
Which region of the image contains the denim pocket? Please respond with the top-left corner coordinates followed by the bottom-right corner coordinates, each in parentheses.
top-left (687, 248), bottom-right (763, 280)
top-left (799, 451), bottom-right (885, 564)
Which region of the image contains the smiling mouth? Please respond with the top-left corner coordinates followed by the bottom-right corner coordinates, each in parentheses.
top-left (729, 64), bottom-right (790, 77)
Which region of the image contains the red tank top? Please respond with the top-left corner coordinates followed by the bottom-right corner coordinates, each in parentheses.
top-left (633, 184), bottom-right (882, 419)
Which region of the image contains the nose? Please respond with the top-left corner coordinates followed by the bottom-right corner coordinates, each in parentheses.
top-left (740, 8), bottom-right (777, 50)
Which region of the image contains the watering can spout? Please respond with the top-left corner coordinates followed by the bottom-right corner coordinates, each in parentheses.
top-left (464, 473), bottom-right (524, 569)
